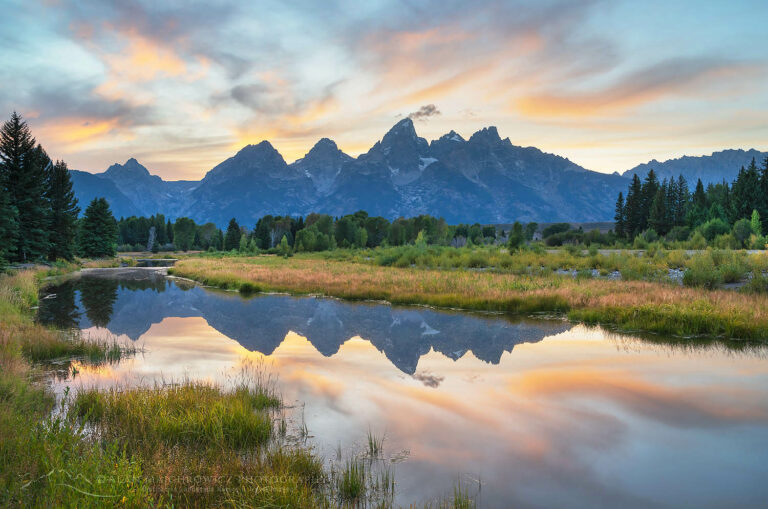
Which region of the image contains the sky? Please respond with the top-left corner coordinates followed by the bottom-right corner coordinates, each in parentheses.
top-left (1, 0), bottom-right (767, 180)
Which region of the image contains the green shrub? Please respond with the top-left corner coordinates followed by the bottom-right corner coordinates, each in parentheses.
top-left (743, 270), bottom-right (768, 294)
top-left (683, 253), bottom-right (721, 289)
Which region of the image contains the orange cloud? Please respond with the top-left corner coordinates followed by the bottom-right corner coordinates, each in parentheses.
top-left (515, 59), bottom-right (755, 118)
top-left (37, 117), bottom-right (120, 147)
top-left (102, 29), bottom-right (187, 82)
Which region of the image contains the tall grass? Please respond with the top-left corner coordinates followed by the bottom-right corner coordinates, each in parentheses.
top-left (70, 381), bottom-right (279, 449)
top-left (171, 254), bottom-right (768, 340)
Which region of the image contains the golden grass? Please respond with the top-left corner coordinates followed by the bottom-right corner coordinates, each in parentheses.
top-left (171, 255), bottom-right (768, 339)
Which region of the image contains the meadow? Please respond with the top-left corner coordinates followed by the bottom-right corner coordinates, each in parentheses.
top-left (170, 245), bottom-right (768, 340)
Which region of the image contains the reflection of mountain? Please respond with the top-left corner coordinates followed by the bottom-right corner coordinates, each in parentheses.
top-left (39, 273), bottom-right (570, 374)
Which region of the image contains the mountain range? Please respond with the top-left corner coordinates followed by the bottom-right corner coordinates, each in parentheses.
top-left (68, 118), bottom-right (766, 226)
top-left (622, 148), bottom-right (767, 187)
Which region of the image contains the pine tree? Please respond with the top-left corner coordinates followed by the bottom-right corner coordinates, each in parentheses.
top-left (224, 218), bottom-right (240, 251)
top-left (624, 174), bottom-right (643, 238)
top-left (648, 187), bottom-right (669, 235)
top-left (0, 176), bottom-right (17, 264)
top-left (0, 112), bottom-right (50, 261)
top-left (640, 169), bottom-right (659, 232)
top-left (45, 160), bottom-right (80, 260)
top-left (166, 219), bottom-right (174, 244)
top-left (78, 198), bottom-right (117, 257)
top-left (614, 192), bottom-right (625, 238)
top-left (761, 157), bottom-right (768, 233)
top-left (674, 175), bottom-right (689, 227)
top-left (216, 229), bottom-right (224, 250)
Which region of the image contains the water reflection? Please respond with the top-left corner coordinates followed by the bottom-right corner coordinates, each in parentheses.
top-left (39, 271), bottom-right (570, 374)
top-left (38, 270), bottom-right (768, 508)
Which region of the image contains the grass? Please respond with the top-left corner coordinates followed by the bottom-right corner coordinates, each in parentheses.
top-left (170, 251), bottom-right (768, 340)
top-left (70, 381), bottom-right (279, 449)
top-left (21, 330), bottom-right (138, 365)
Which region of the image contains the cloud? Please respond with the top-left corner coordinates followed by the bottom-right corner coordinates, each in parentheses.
top-left (408, 104), bottom-right (441, 121)
top-left (516, 57), bottom-right (758, 117)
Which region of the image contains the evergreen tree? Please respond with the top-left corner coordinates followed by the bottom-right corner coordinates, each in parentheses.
top-left (640, 169), bottom-right (659, 232)
top-left (224, 218), bottom-right (241, 251)
top-left (648, 187), bottom-right (669, 235)
top-left (687, 179), bottom-right (707, 226)
top-left (614, 192), bottom-right (625, 238)
top-left (674, 175), bottom-right (689, 226)
top-left (78, 198), bottom-right (117, 257)
top-left (761, 157), bottom-right (768, 233)
top-left (0, 112), bottom-right (50, 261)
top-left (731, 159), bottom-right (761, 222)
top-left (624, 174), bottom-right (644, 238)
top-left (216, 229), bottom-right (224, 250)
top-left (166, 219), bottom-right (174, 244)
top-left (0, 175), bottom-right (17, 264)
top-left (45, 160), bottom-right (80, 260)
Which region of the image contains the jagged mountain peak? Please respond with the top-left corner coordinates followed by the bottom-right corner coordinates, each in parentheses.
top-left (103, 158), bottom-right (152, 179)
top-left (468, 126), bottom-right (501, 145)
top-left (235, 140), bottom-right (281, 158)
top-left (440, 130), bottom-right (465, 142)
top-left (304, 137), bottom-right (347, 160)
top-left (382, 117), bottom-right (419, 145)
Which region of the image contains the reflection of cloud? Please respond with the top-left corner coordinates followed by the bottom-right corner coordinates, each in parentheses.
top-left (516, 369), bottom-right (768, 428)
top-left (412, 370), bottom-right (444, 388)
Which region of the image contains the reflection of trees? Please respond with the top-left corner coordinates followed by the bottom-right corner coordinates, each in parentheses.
top-left (79, 278), bottom-right (119, 327)
top-left (37, 282), bottom-right (80, 329)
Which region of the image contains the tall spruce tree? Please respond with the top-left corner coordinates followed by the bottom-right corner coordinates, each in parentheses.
top-left (78, 197), bottom-right (118, 257)
top-left (614, 192), bottom-right (625, 238)
top-left (674, 175), bottom-right (689, 227)
top-left (648, 186), bottom-right (669, 235)
top-left (624, 174), bottom-right (643, 238)
top-left (0, 176), bottom-right (17, 264)
top-left (224, 218), bottom-right (241, 251)
top-left (760, 157), bottom-right (768, 233)
top-left (46, 160), bottom-right (80, 260)
top-left (166, 219), bottom-right (174, 244)
top-left (0, 112), bottom-right (49, 261)
top-left (640, 169), bottom-right (659, 232)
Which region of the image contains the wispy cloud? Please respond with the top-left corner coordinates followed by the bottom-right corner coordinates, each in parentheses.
top-left (408, 104), bottom-right (441, 121)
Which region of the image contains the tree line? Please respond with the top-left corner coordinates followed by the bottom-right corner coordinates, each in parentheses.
top-left (614, 159), bottom-right (768, 248)
top-left (0, 112), bottom-right (121, 265)
top-left (116, 212), bottom-right (512, 254)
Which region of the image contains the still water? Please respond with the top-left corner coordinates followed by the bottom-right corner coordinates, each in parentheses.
top-left (38, 269), bottom-right (768, 508)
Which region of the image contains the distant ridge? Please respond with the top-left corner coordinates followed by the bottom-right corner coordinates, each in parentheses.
top-left (623, 149), bottom-right (768, 187)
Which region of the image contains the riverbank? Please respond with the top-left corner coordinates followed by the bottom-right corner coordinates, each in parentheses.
top-left (169, 253), bottom-right (768, 340)
top-left (0, 268), bottom-right (474, 507)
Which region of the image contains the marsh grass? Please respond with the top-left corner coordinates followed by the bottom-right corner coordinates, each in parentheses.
top-left (69, 381), bottom-right (279, 449)
top-left (21, 329), bottom-right (139, 366)
top-left (172, 253), bottom-right (768, 340)
top-left (367, 429), bottom-right (385, 458)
